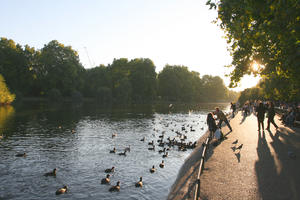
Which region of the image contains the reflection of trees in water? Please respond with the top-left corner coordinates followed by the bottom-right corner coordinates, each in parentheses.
top-left (0, 105), bottom-right (15, 132)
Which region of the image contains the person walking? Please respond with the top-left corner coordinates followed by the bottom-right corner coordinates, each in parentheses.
top-left (206, 112), bottom-right (218, 139)
top-left (214, 107), bottom-right (232, 132)
top-left (266, 101), bottom-right (279, 130)
top-left (256, 102), bottom-right (266, 131)
top-left (231, 102), bottom-right (236, 118)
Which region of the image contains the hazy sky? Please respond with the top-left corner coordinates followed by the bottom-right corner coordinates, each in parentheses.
top-left (1, 0), bottom-right (259, 91)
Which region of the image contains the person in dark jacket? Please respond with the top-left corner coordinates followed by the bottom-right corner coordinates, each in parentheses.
top-left (256, 102), bottom-right (266, 131)
top-left (207, 112), bottom-right (218, 139)
top-left (266, 101), bottom-right (278, 130)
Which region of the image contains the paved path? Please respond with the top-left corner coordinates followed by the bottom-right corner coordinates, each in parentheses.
top-left (199, 112), bottom-right (300, 200)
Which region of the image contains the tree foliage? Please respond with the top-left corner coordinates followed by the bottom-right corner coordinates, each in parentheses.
top-left (207, 0), bottom-right (300, 98)
top-left (0, 74), bottom-right (15, 104)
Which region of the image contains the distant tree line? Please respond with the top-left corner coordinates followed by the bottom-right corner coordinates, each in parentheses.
top-left (0, 38), bottom-right (238, 104)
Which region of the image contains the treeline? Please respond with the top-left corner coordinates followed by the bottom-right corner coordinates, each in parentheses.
top-left (238, 76), bottom-right (300, 105)
top-left (0, 38), bottom-right (238, 104)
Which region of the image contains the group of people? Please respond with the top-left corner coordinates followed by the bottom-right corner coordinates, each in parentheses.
top-left (206, 100), bottom-right (282, 141)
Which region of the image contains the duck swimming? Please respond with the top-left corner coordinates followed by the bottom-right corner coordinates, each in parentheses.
top-left (101, 174), bottom-right (110, 184)
top-left (105, 166), bottom-right (115, 173)
top-left (148, 140), bottom-right (154, 145)
top-left (56, 186), bottom-right (68, 195)
top-left (140, 137), bottom-right (145, 142)
top-left (135, 177), bottom-right (143, 187)
top-left (149, 165), bottom-right (156, 173)
top-left (112, 133), bottom-right (117, 138)
top-left (44, 168), bottom-right (57, 177)
top-left (109, 147), bottom-right (116, 153)
top-left (109, 181), bottom-right (120, 192)
top-left (159, 160), bottom-right (165, 168)
top-left (118, 150), bottom-right (127, 156)
top-left (15, 153), bottom-right (26, 157)
top-left (162, 152), bottom-right (169, 158)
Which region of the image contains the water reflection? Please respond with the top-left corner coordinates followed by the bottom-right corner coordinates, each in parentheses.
top-left (0, 105), bottom-right (15, 134)
top-left (0, 102), bottom-right (229, 200)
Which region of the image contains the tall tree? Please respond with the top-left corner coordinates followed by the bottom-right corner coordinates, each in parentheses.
top-left (207, 0), bottom-right (300, 95)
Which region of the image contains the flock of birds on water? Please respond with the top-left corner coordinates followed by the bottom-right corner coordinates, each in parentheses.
top-left (13, 117), bottom-right (206, 196)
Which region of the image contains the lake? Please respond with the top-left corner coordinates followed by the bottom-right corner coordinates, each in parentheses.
top-left (0, 102), bottom-right (230, 200)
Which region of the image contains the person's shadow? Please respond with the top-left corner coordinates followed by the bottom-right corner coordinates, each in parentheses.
top-left (255, 129), bottom-right (300, 199)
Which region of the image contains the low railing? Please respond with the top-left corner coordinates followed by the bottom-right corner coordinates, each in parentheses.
top-left (193, 136), bottom-right (210, 200)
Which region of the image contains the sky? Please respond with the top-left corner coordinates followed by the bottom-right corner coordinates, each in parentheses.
top-left (1, 0), bottom-right (260, 91)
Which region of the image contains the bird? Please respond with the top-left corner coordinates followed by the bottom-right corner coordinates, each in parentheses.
top-left (71, 129), bottom-right (76, 134)
top-left (125, 145), bottom-right (131, 152)
top-left (105, 166), bottom-right (115, 173)
top-left (56, 186), bottom-right (68, 195)
top-left (135, 177), bottom-right (143, 187)
top-left (232, 139), bottom-right (238, 144)
top-left (159, 148), bottom-right (166, 154)
top-left (236, 144), bottom-right (243, 150)
top-left (148, 140), bottom-right (154, 145)
top-left (162, 152), bottom-right (169, 158)
top-left (159, 160), bottom-right (165, 168)
top-left (148, 146), bottom-right (155, 151)
top-left (118, 150), bottom-right (127, 156)
top-left (101, 174), bottom-right (110, 184)
top-left (150, 165), bottom-right (156, 173)
top-left (231, 146), bottom-right (236, 152)
top-left (109, 181), bottom-right (120, 192)
top-left (110, 147), bottom-right (116, 153)
top-left (44, 168), bottom-right (57, 177)
top-left (15, 153), bottom-right (26, 157)
top-left (140, 137), bottom-right (145, 142)
top-left (112, 133), bottom-right (117, 138)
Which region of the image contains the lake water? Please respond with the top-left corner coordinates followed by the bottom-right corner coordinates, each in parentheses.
top-left (0, 102), bottom-right (230, 200)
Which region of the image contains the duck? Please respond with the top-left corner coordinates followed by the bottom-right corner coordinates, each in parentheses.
top-left (135, 177), bottom-right (143, 187)
top-left (109, 147), bottom-right (116, 153)
top-left (15, 153), bottom-right (26, 157)
top-left (112, 133), bottom-right (117, 138)
top-left (125, 145), bottom-right (131, 152)
top-left (158, 148), bottom-right (166, 154)
top-left (56, 186), bottom-right (68, 195)
top-left (140, 137), bottom-right (145, 142)
top-left (105, 166), bottom-right (115, 173)
top-left (162, 152), bottom-right (169, 158)
top-left (44, 168), bottom-right (57, 177)
top-left (149, 165), bottom-right (156, 173)
top-left (101, 174), bottom-right (110, 184)
top-left (159, 160), bottom-right (165, 168)
top-left (109, 181), bottom-right (120, 192)
top-left (148, 145), bottom-right (155, 151)
top-left (148, 140), bottom-right (154, 145)
top-left (118, 150), bottom-right (127, 156)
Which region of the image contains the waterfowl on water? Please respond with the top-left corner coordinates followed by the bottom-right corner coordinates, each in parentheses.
top-left (125, 145), bottom-right (131, 152)
top-left (148, 145), bottom-right (155, 151)
top-left (15, 153), bottom-right (26, 157)
top-left (44, 168), bottom-right (57, 177)
top-left (140, 137), bottom-right (145, 142)
top-left (150, 165), bottom-right (156, 173)
top-left (105, 166), bottom-right (115, 173)
top-left (135, 177), bottom-right (143, 187)
top-left (109, 181), bottom-right (120, 192)
top-left (118, 150), bottom-right (127, 156)
top-left (109, 147), bottom-right (116, 153)
top-left (112, 133), bottom-right (117, 138)
top-left (56, 186), bottom-right (68, 195)
top-left (148, 140), bottom-right (154, 145)
top-left (158, 148), bottom-right (166, 154)
top-left (162, 152), bottom-right (169, 158)
top-left (159, 160), bottom-right (165, 168)
top-left (101, 174), bottom-right (110, 184)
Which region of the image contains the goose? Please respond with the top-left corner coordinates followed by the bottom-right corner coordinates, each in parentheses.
top-left (105, 166), bottom-right (115, 173)
top-left (56, 186), bottom-right (67, 195)
top-left (149, 165), bottom-right (156, 173)
top-left (135, 177), bottom-right (143, 187)
top-left (118, 150), bottom-right (127, 156)
top-left (159, 160), bottom-right (165, 168)
top-left (110, 147), bottom-right (116, 153)
top-left (109, 181), bottom-right (120, 192)
top-left (162, 152), bottom-right (169, 158)
top-left (44, 168), bottom-right (57, 177)
top-left (15, 153), bottom-right (26, 157)
top-left (125, 145), bottom-right (131, 152)
top-left (101, 174), bottom-right (110, 184)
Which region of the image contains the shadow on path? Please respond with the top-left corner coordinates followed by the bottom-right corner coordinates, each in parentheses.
top-left (255, 128), bottom-right (300, 200)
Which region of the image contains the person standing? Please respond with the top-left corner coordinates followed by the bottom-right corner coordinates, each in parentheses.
top-left (231, 102), bottom-right (236, 117)
top-left (214, 107), bottom-right (232, 132)
top-left (266, 101), bottom-right (278, 130)
top-left (206, 112), bottom-right (218, 139)
top-left (256, 102), bottom-right (266, 131)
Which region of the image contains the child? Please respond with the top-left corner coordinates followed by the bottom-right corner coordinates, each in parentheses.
top-left (207, 112), bottom-right (218, 140)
